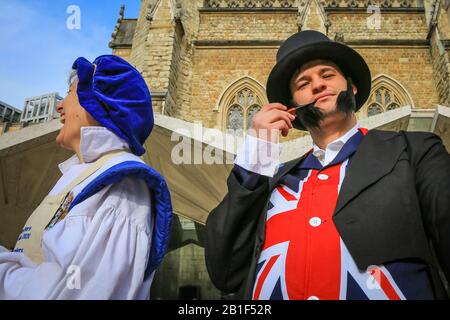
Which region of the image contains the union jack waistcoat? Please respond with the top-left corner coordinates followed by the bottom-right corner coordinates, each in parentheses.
top-left (253, 129), bottom-right (435, 300)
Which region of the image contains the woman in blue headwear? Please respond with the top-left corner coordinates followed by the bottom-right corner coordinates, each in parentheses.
top-left (0, 55), bottom-right (172, 299)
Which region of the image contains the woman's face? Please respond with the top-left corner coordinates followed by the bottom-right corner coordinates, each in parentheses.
top-left (55, 79), bottom-right (98, 153)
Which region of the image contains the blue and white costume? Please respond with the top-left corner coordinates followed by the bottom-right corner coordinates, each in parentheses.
top-left (0, 55), bottom-right (172, 299)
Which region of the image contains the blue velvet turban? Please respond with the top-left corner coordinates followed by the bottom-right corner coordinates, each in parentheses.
top-left (72, 55), bottom-right (153, 156)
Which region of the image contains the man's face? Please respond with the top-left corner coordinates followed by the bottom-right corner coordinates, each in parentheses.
top-left (55, 79), bottom-right (98, 152)
top-left (289, 59), bottom-right (357, 117)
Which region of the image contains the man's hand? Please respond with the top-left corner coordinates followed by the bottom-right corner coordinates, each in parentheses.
top-left (251, 103), bottom-right (296, 141)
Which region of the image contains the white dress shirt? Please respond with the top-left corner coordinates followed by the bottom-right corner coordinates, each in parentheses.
top-left (311, 123), bottom-right (360, 167)
top-left (235, 123), bottom-right (360, 176)
top-left (0, 127), bottom-right (154, 300)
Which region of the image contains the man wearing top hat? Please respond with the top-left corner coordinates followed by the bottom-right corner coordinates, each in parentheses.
top-left (0, 55), bottom-right (172, 299)
top-left (205, 30), bottom-right (450, 300)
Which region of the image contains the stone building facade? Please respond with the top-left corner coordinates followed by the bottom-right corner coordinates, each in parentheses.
top-left (107, 0), bottom-right (450, 299)
top-left (110, 0), bottom-right (450, 140)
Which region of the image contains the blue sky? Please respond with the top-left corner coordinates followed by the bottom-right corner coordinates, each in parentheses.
top-left (0, 0), bottom-right (141, 109)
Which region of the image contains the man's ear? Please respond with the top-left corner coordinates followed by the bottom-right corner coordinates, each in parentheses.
top-left (352, 84), bottom-right (358, 96)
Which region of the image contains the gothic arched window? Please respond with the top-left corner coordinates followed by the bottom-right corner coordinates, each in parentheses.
top-left (247, 104), bottom-right (261, 131)
top-left (386, 103), bottom-right (400, 111)
top-left (218, 77), bottom-right (267, 132)
top-left (367, 103), bottom-right (384, 117)
top-left (227, 105), bottom-right (244, 130)
top-left (226, 89), bottom-right (261, 130)
top-left (367, 87), bottom-right (401, 117)
top-left (363, 75), bottom-right (414, 118)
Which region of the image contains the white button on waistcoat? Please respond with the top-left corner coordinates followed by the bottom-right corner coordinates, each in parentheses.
top-left (318, 174), bottom-right (329, 181)
top-left (309, 217), bottom-right (322, 227)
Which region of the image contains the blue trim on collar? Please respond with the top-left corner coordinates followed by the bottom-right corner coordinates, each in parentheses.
top-left (300, 152), bottom-right (323, 170)
top-left (299, 130), bottom-right (365, 170)
top-left (68, 161), bottom-right (173, 274)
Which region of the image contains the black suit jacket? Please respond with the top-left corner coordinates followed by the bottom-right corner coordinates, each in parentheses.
top-left (205, 130), bottom-right (450, 299)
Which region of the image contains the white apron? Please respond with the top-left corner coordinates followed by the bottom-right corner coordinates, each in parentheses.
top-left (14, 151), bottom-right (125, 264)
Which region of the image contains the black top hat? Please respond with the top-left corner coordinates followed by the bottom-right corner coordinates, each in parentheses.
top-left (266, 30), bottom-right (371, 112)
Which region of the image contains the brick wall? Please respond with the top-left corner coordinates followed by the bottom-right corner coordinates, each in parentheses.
top-left (328, 12), bottom-right (428, 40)
top-left (125, 0), bottom-right (448, 138)
top-left (112, 48), bottom-right (132, 61)
top-left (198, 12), bottom-right (297, 41)
top-left (358, 46), bottom-right (440, 108)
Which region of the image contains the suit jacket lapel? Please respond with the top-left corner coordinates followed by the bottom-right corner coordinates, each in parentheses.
top-left (334, 130), bottom-right (407, 216)
top-left (265, 130), bottom-right (406, 217)
top-left (268, 151), bottom-right (311, 190)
